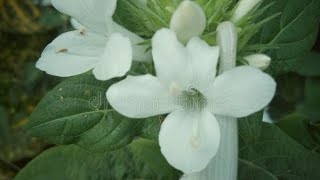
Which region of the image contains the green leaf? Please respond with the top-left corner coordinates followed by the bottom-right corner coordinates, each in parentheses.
top-left (14, 139), bottom-right (180, 180)
top-left (296, 52), bottom-right (320, 77)
top-left (276, 113), bottom-right (318, 150)
top-left (303, 78), bottom-right (320, 122)
top-left (25, 73), bottom-right (160, 152)
top-left (239, 112), bottom-right (320, 179)
top-left (256, 0), bottom-right (320, 75)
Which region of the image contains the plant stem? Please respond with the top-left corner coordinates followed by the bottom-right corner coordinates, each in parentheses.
top-left (195, 117), bottom-right (238, 179)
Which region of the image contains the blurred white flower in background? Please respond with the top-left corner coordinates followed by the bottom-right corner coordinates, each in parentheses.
top-left (36, 0), bottom-right (151, 81)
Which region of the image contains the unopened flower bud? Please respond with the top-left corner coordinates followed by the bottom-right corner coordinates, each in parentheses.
top-left (170, 0), bottom-right (206, 44)
top-left (217, 21), bottom-right (238, 73)
top-left (231, 0), bottom-right (262, 23)
top-left (244, 54), bottom-right (271, 70)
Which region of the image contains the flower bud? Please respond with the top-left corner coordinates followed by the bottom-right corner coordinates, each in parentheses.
top-left (244, 54), bottom-right (271, 70)
top-left (217, 21), bottom-right (238, 73)
top-left (170, 0), bottom-right (206, 44)
top-left (231, 0), bottom-right (262, 23)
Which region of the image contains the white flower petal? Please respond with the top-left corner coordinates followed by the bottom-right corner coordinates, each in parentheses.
top-left (107, 75), bottom-right (178, 118)
top-left (159, 110), bottom-right (220, 173)
top-left (206, 66), bottom-right (276, 118)
top-left (112, 23), bottom-right (151, 62)
top-left (170, 0), bottom-right (206, 44)
top-left (92, 33), bottom-right (132, 81)
top-left (152, 28), bottom-right (191, 89)
top-left (186, 37), bottom-right (219, 93)
top-left (70, 18), bottom-right (85, 30)
top-left (52, 0), bottom-right (117, 34)
top-left (36, 30), bottom-right (105, 77)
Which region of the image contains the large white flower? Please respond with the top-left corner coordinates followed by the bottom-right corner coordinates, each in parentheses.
top-left (36, 0), bottom-right (151, 81)
top-left (107, 28), bottom-right (276, 173)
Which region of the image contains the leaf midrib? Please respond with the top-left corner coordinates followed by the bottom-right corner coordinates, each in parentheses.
top-left (261, 0), bottom-right (315, 47)
top-left (28, 110), bottom-right (107, 132)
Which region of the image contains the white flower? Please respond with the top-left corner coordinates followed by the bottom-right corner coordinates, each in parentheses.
top-left (107, 28), bottom-right (276, 173)
top-left (36, 0), bottom-right (151, 81)
top-left (244, 54), bottom-right (271, 70)
top-left (170, 0), bottom-right (206, 44)
top-left (231, 0), bottom-right (262, 23)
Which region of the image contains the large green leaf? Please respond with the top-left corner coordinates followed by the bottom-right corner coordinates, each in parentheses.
top-left (276, 113), bottom-right (319, 151)
top-left (296, 52), bottom-right (320, 77)
top-left (25, 73), bottom-right (160, 152)
top-left (256, 0), bottom-right (320, 75)
top-left (239, 112), bottom-right (320, 180)
top-left (14, 139), bottom-right (180, 180)
top-left (303, 78), bottom-right (320, 122)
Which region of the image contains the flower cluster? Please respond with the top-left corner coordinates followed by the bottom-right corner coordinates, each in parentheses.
top-left (36, 0), bottom-right (275, 175)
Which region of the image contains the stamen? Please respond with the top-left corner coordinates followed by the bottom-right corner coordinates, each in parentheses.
top-left (169, 82), bottom-right (181, 96)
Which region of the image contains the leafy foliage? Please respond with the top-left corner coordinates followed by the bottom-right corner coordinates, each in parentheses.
top-left (239, 112), bottom-right (320, 180)
top-left (303, 78), bottom-right (320, 122)
top-left (296, 52), bottom-right (320, 77)
top-left (14, 139), bottom-right (180, 180)
top-left (2, 0), bottom-right (320, 179)
top-left (25, 73), bottom-right (161, 152)
top-left (277, 113), bottom-right (319, 151)
top-left (254, 0), bottom-right (320, 75)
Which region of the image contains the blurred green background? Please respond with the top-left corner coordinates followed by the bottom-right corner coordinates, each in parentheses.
top-left (0, 0), bottom-right (68, 179)
top-left (0, 0), bottom-right (319, 179)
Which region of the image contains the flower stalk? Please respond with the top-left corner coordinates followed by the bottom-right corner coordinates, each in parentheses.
top-left (182, 21), bottom-right (238, 180)
top-left (202, 21), bottom-right (238, 180)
